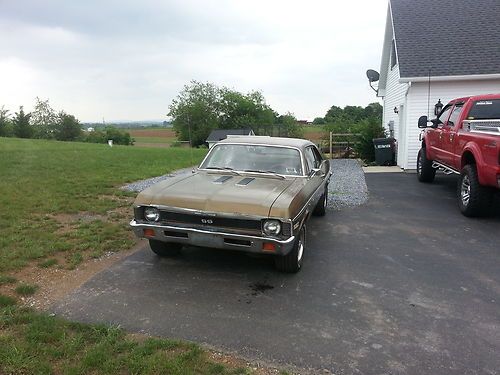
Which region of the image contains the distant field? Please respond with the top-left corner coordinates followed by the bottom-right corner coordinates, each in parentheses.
top-left (302, 125), bottom-right (326, 143)
top-left (129, 128), bottom-right (177, 147)
top-left (0, 137), bottom-right (206, 273)
top-left (128, 125), bottom-right (326, 147)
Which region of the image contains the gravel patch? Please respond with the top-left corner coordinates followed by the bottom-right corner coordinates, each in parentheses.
top-left (327, 159), bottom-right (368, 210)
top-left (121, 167), bottom-right (194, 192)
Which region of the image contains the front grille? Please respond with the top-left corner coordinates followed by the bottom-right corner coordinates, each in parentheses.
top-left (160, 210), bottom-right (262, 232)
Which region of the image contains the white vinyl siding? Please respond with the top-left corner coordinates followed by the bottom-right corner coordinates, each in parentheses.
top-left (404, 79), bottom-right (500, 170)
top-left (382, 60), bottom-right (409, 166)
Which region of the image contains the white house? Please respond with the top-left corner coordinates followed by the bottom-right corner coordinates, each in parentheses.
top-left (376, 0), bottom-right (500, 170)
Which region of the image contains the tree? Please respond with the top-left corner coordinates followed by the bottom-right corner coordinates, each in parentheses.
top-left (56, 111), bottom-right (82, 141)
top-left (324, 105), bottom-right (343, 123)
top-left (168, 81), bottom-right (221, 146)
top-left (275, 113), bottom-right (304, 138)
top-left (363, 102), bottom-right (383, 122)
top-left (13, 106), bottom-right (33, 138)
top-left (219, 88), bottom-right (275, 134)
top-left (0, 106), bottom-right (13, 137)
top-left (312, 117), bottom-right (326, 125)
top-left (31, 97), bottom-right (57, 139)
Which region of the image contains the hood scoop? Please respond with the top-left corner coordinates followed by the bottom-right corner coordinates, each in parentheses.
top-left (236, 177), bottom-right (255, 186)
top-left (213, 175), bottom-right (233, 184)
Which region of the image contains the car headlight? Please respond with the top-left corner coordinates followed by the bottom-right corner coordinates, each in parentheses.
top-left (263, 220), bottom-right (281, 236)
top-left (144, 207), bottom-right (160, 222)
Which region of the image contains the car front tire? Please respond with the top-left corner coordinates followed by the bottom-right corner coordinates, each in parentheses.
top-left (149, 239), bottom-right (182, 257)
top-left (458, 164), bottom-right (493, 217)
top-left (274, 225), bottom-right (306, 273)
top-left (417, 148), bottom-right (436, 183)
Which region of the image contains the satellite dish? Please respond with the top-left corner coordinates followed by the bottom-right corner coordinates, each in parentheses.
top-left (366, 69), bottom-right (380, 83)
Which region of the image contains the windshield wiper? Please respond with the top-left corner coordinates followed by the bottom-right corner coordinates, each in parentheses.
top-left (205, 166), bottom-right (241, 175)
top-left (243, 169), bottom-right (286, 179)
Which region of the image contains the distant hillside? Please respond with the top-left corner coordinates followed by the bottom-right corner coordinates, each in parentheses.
top-left (82, 120), bottom-right (172, 129)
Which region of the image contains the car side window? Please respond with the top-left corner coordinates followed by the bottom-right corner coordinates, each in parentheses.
top-left (447, 104), bottom-right (464, 128)
top-left (311, 146), bottom-right (323, 165)
top-left (437, 105), bottom-right (453, 127)
top-left (305, 146), bottom-right (321, 173)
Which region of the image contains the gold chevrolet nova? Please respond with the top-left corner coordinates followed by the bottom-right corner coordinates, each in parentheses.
top-left (130, 136), bottom-right (331, 272)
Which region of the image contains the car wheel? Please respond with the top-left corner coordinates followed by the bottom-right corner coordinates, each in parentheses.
top-left (457, 164), bottom-right (493, 217)
top-left (149, 239), bottom-right (182, 257)
top-left (313, 186), bottom-right (328, 216)
top-left (417, 148), bottom-right (436, 183)
top-left (274, 225), bottom-right (306, 273)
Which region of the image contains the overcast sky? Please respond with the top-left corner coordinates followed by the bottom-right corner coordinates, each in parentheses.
top-left (0, 0), bottom-right (387, 122)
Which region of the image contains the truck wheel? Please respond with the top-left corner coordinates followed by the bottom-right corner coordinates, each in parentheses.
top-left (417, 148), bottom-right (436, 183)
top-left (458, 164), bottom-right (493, 217)
top-left (274, 225), bottom-right (306, 273)
top-left (313, 186), bottom-right (328, 216)
top-left (149, 239), bottom-right (182, 257)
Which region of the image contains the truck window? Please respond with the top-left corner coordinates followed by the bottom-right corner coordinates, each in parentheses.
top-left (447, 104), bottom-right (464, 127)
top-left (437, 105), bottom-right (453, 127)
top-left (468, 99), bottom-right (500, 120)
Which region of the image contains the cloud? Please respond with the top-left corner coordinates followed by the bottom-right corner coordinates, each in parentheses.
top-left (0, 0), bottom-right (387, 121)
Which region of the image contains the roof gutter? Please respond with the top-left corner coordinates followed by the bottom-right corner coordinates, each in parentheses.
top-left (399, 73), bottom-right (500, 83)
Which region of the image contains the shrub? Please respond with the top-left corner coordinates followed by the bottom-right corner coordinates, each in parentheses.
top-left (352, 117), bottom-right (387, 162)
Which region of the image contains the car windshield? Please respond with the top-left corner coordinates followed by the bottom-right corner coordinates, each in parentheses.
top-left (200, 144), bottom-right (303, 176)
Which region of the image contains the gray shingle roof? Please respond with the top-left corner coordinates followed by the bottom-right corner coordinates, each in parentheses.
top-left (391, 0), bottom-right (500, 78)
top-left (206, 128), bottom-right (253, 142)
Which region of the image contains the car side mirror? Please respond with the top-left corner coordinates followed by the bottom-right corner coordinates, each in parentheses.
top-left (430, 118), bottom-right (439, 128)
top-left (418, 115), bottom-right (428, 128)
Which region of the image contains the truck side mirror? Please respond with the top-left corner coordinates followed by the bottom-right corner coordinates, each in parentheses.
top-left (418, 115), bottom-right (428, 128)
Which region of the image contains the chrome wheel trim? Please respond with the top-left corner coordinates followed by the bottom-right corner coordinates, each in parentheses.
top-left (417, 151), bottom-right (423, 175)
top-left (297, 228), bottom-right (304, 263)
top-left (461, 175), bottom-right (471, 206)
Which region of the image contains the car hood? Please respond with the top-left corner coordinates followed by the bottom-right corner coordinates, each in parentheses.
top-left (134, 171), bottom-right (297, 217)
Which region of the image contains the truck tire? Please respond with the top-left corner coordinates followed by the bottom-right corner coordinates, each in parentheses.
top-left (274, 225), bottom-right (306, 273)
top-left (417, 148), bottom-right (436, 183)
top-left (149, 239), bottom-right (182, 257)
top-left (313, 185), bottom-right (328, 216)
top-left (458, 164), bottom-right (494, 217)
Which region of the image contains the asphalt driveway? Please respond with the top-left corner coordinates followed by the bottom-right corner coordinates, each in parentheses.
top-left (53, 172), bottom-right (500, 374)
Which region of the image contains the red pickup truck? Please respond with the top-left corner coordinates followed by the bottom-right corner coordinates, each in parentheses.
top-left (417, 94), bottom-right (500, 217)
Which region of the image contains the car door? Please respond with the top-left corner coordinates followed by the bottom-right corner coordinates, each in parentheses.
top-left (440, 102), bottom-right (464, 167)
top-left (427, 104), bottom-right (453, 163)
top-left (304, 146), bottom-right (325, 209)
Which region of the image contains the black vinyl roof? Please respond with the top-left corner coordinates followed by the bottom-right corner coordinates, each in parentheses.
top-left (391, 0), bottom-right (500, 78)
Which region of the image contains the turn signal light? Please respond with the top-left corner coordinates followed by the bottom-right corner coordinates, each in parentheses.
top-left (262, 242), bottom-right (276, 252)
top-left (143, 228), bottom-right (155, 237)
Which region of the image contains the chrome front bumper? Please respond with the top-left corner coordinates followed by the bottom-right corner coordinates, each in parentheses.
top-left (130, 220), bottom-right (296, 255)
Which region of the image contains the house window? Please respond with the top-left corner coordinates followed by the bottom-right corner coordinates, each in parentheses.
top-left (391, 40), bottom-right (397, 69)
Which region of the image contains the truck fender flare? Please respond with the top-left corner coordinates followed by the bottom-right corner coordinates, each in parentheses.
top-left (461, 142), bottom-right (487, 185)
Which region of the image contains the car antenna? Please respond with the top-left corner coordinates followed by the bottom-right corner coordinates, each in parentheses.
top-left (427, 68), bottom-right (431, 119)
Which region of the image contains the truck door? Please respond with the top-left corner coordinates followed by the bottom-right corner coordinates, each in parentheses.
top-left (427, 104), bottom-right (453, 162)
top-left (440, 103), bottom-right (464, 167)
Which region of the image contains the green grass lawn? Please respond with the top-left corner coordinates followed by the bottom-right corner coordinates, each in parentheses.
top-left (0, 138), bottom-right (289, 375)
top-left (0, 304), bottom-right (252, 375)
top-left (0, 137), bottom-right (206, 272)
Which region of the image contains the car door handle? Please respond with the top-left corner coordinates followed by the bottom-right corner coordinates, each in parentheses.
top-left (449, 134), bottom-right (455, 142)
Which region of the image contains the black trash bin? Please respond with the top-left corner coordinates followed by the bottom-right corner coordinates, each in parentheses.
top-left (373, 138), bottom-right (396, 166)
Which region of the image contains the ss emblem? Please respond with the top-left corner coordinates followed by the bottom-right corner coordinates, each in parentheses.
top-left (201, 219), bottom-right (213, 224)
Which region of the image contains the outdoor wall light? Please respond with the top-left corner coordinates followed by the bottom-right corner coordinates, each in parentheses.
top-left (434, 99), bottom-right (443, 116)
